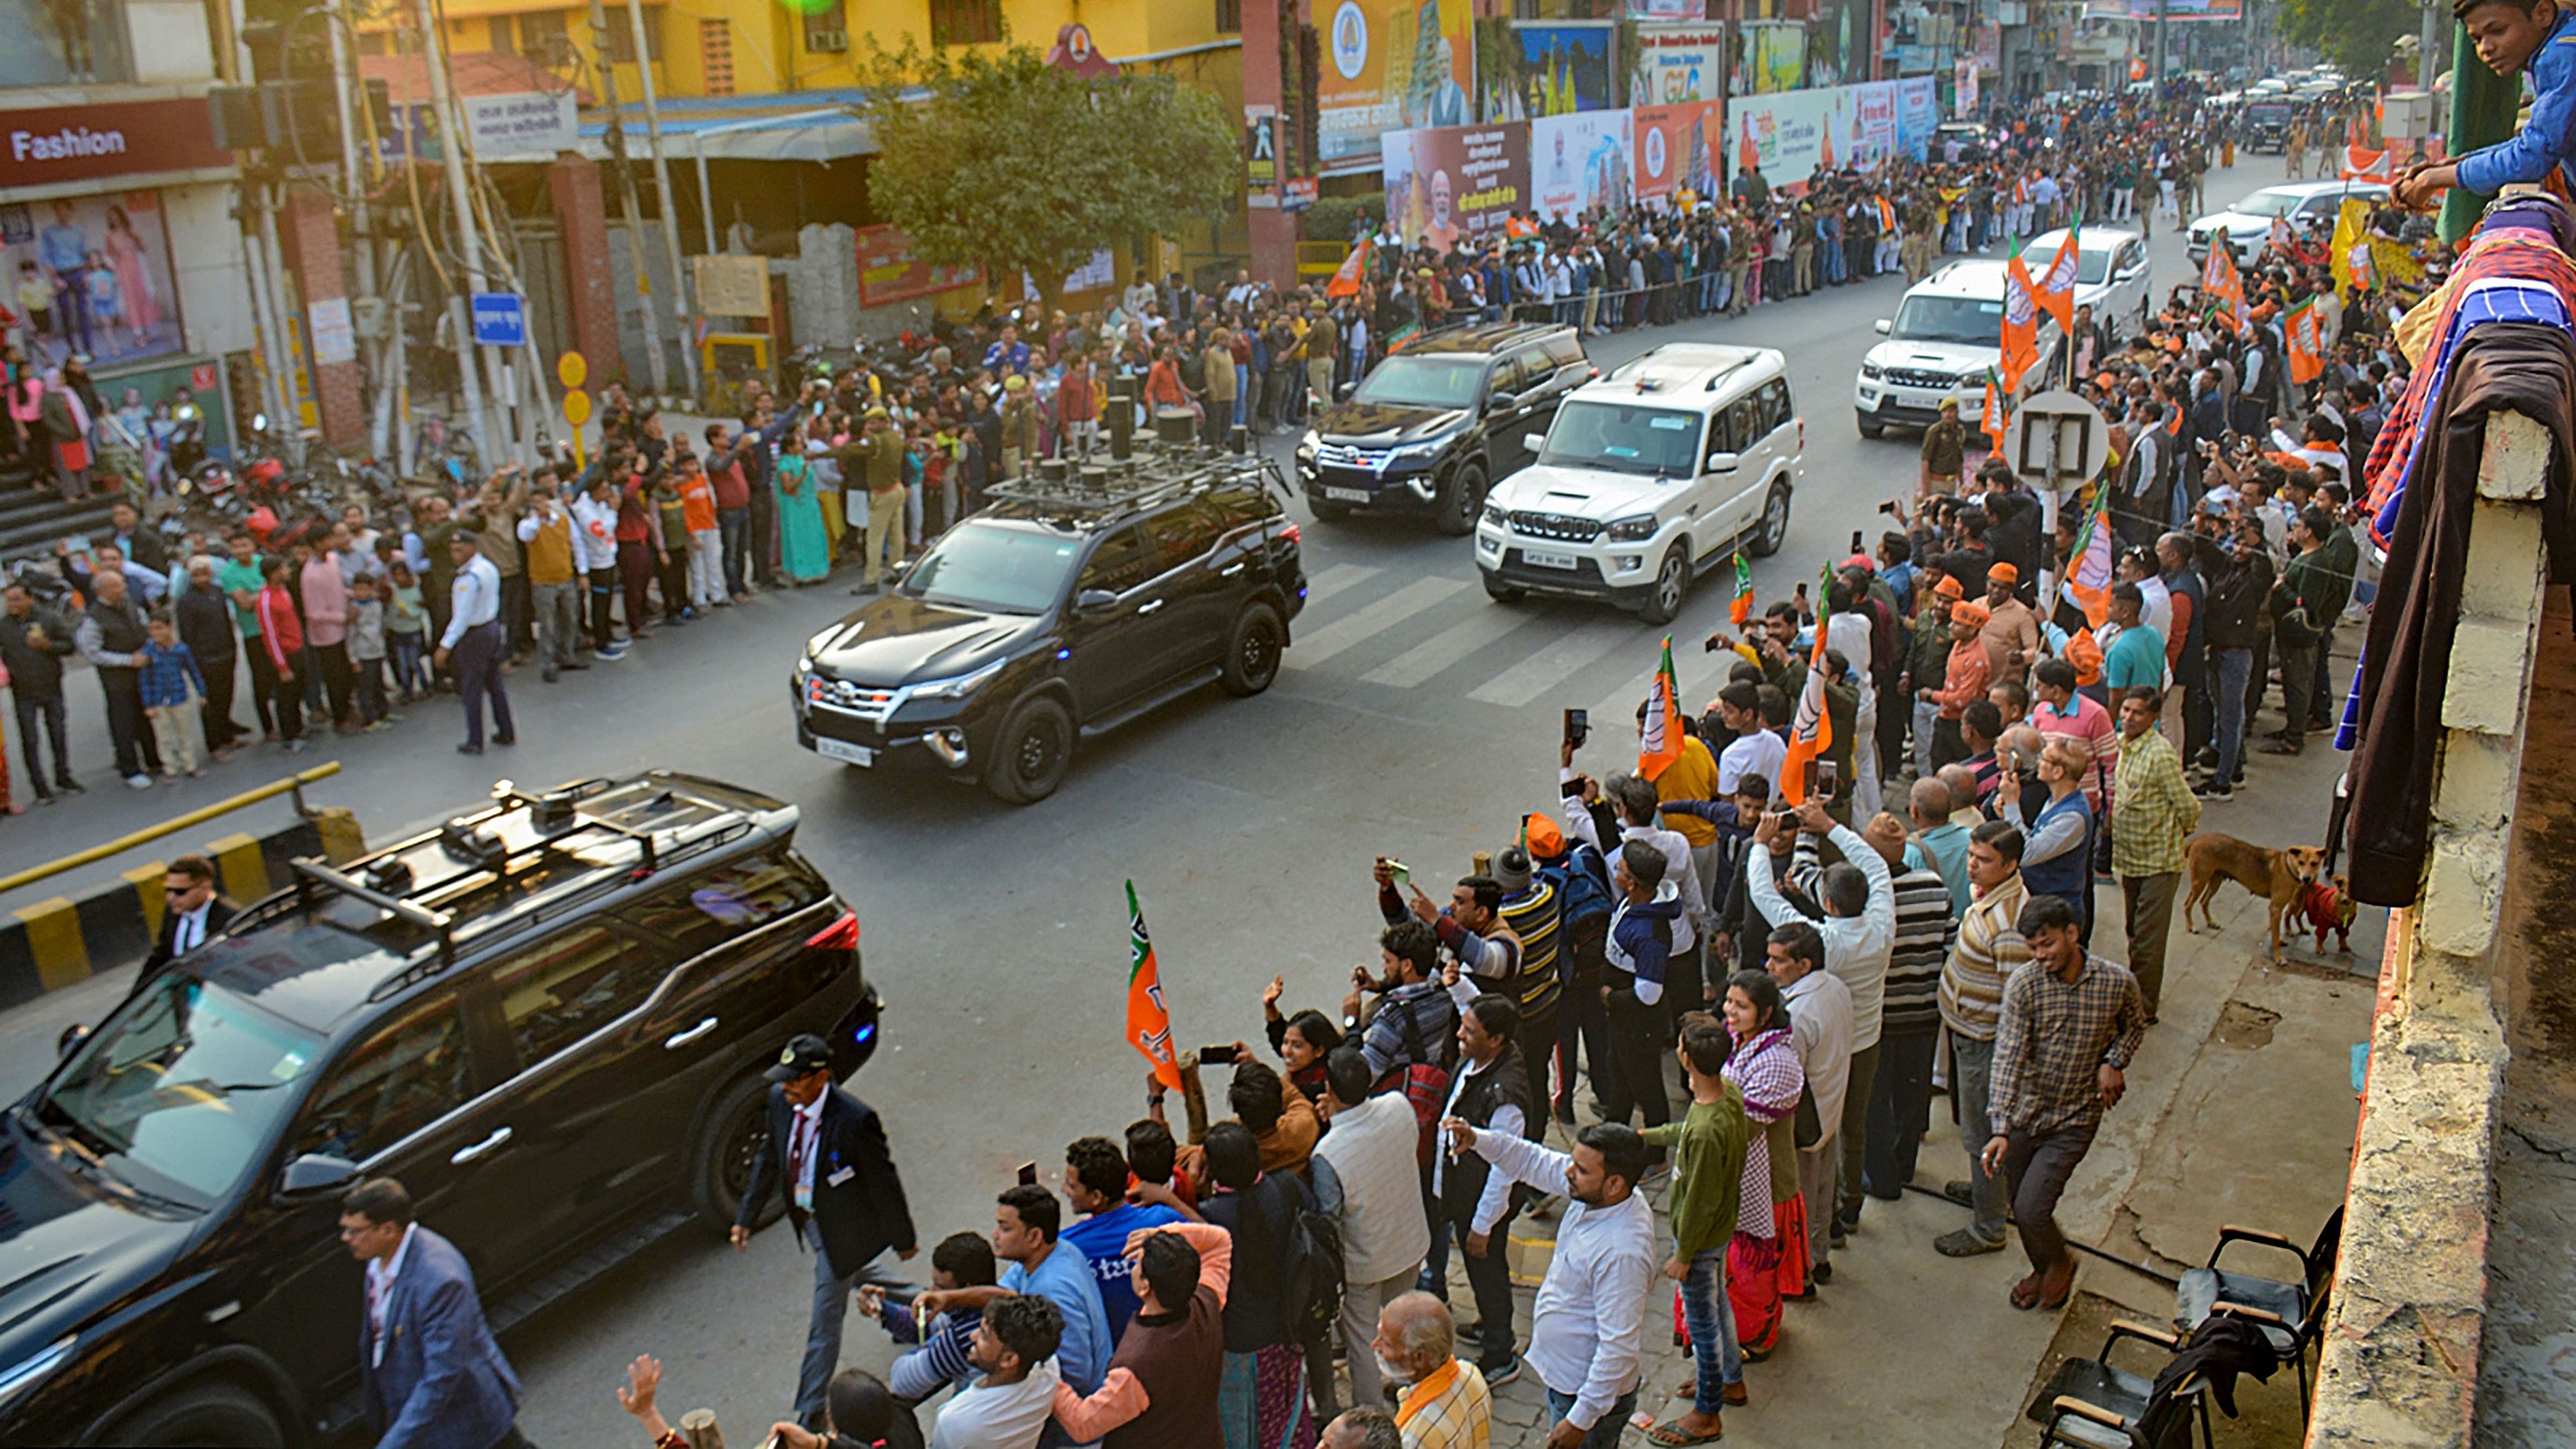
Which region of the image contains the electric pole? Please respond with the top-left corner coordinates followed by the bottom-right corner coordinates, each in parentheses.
top-left (588, 0), bottom-right (669, 398)
top-left (626, 0), bottom-right (701, 403)
top-left (415, 0), bottom-right (496, 471)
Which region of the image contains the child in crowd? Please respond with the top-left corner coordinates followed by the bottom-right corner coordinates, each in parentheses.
top-left (2394, 0), bottom-right (2576, 208)
top-left (139, 610), bottom-right (208, 779)
top-left (347, 572), bottom-right (391, 729)
top-left (385, 559), bottom-right (430, 701)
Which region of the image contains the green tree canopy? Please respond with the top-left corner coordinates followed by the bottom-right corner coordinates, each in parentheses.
top-left (2275, 0), bottom-right (2420, 82)
top-left (854, 42), bottom-right (1238, 310)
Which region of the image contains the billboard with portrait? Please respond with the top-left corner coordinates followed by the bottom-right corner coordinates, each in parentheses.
top-left (1628, 23), bottom-right (1726, 106)
top-left (1806, 0), bottom-right (1864, 88)
top-left (1317, 0), bottom-right (1477, 174)
top-left (1381, 124), bottom-right (1529, 255)
top-left (1634, 101), bottom-right (1721, 210)
top-left (1483, 20), bottom-right (1616, 121)
top-left (1529, 110), bottom-right (1634, 224)
top-left (0, 190), bottom-right (182, 367)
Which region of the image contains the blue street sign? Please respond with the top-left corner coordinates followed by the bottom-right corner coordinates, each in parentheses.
top-left (470, 292), bottom-right (527, 348)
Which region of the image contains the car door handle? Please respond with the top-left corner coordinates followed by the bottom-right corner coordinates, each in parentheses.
top-left (450, 1127), bottom-right (512, 1165)
top-left (1138, 599), bottom-right (1166, 615)
top-left (665, 1016), bottom-right (719, 1050)
top-left (1220, 561), bottom-right (1246, 577)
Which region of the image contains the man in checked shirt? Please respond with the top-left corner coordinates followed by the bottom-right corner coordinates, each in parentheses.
top-left (1976, 892), bottom-right (2145, 1313)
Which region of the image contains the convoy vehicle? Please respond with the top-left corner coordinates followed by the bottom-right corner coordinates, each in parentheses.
top-left (2022, 226), bottom-right (2155, 335)
top-left (795, 441), bottom-right (1306, 803)
top-left (1, 773), bottom-right (882, 1447)
top-left (1295, 321), bottom-right (1594, 534)
top-left (2189, 178), bottom-right (2390, 263)
top-left (2241, 98), bottom-right (2295, 150)
top-left (1853, 259), bottom-right (2066, 439)
top-left (1476, 343), bottom-right (1801, 626)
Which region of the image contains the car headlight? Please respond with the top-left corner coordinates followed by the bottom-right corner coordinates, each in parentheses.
top-left (0, 1335), bottom-right (74, 1413)
top-left (909, 657), bottom-right (1008, 701)
top-left (1297, 429), bottom-right (1319, 455)
top-left (1387, 437), bottom-right (1446, 461)
top-left (1483, 503), bottom-right (1508, 528)
top-left (1860, 361), bottom-right (1884, 380)
top-left (1605, 514), bottom-right (1659, 542)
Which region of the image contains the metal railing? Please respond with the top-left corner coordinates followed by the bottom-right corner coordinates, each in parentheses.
top-left (0, 762), bottom-right (342, 897)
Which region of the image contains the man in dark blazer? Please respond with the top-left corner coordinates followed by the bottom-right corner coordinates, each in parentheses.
top-left (128, 854), bottom-right (236, 999)
top-left (735, 1032), bottom-right (919, 1430)
top-left (341, 1177), bottom-right (532, 1449)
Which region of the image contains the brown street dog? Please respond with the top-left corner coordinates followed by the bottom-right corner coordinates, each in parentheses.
top-left (2181, 835), bottom-right (2326, 961)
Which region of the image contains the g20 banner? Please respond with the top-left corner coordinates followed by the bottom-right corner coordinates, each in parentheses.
top-left (1381, 123), bottom-right (1529, 254)
top-left (1317, 0), bottom-right (1476, 174)
top-left (1529, 108), bottom-right (1635, 222)
top-left (1629, 23), bottom-right (1726, 105)
top-left (1634, 101), bottom-right (1722, 210)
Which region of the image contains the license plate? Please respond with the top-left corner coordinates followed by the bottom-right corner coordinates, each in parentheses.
top-left (1523, 550), bottom-right (1579, 570)
top-left (817, 737), bottom-right (875, 767)
top-left (1324, 486), bottom-right (1370, 503)
top-left (1899, 390), bottom-right (1944, 409)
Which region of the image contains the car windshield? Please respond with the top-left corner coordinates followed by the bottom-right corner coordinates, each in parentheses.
top-left (1539, 400), bottom-right (1704, 475)
top-left (1350, 355), bottom-right (1486, 411)
top-left (898, 521), bottom-right (1080, 614)
top-left (2227, 188), bottom-right (2302, 218)
top-left (1890, 294), bottom-right (2003, 345)
top-left (2074, 249), bottom-right (2114, 284)
top-left (34, 976), bottom-right (322, 1205)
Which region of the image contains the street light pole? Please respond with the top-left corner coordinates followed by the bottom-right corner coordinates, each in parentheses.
top-left (415, 0), bottom-right (496, 472)
top-left (626, 0), bottom-right (701, 402)
top-left (587, 0), bottom-right (669, 399)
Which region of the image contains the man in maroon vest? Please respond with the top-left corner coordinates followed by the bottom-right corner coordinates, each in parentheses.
top-left (1049, 1222), bottom-right (1232, 1447)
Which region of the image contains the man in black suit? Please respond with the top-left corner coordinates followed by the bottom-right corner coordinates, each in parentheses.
top-left (734, 1032), bottom-right (918, 1431)
top-left (129, 854), bottom-right (235, 998)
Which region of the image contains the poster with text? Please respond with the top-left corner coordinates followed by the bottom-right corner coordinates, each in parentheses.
top-left (1740, 22), bottom-right (1806, 95)
top-left (1381, 124), bottom-right (1529, 254)
top-left (1634, 101), bottom-right (1721, 210)
top-left (1622, 0), bottom-right (1700, 16)
top-left (1729, 81), bottom-right (1931, 193)
top-left (1895, 75), bottom-right (1937, 156)
top-left (1628, 23), bottom-right (1726, 106)
top-left (1483, 20), bottom-right (1616, 121)
top-left (1318, 0), bottom-right (1477, 174)
top-left (0, 190), bottom-right (182, 367)
top-left (1530, 109), bottom-right (1635, 223)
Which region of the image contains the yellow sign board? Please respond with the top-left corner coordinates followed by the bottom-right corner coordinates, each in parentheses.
top-left (562, 387), bottom-right (592, 427)
top-left (557, 350), bottom-right (586, 389)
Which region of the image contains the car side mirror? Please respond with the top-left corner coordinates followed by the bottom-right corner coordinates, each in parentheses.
top-left (1074, 588), bottom-right (1119, 614)
top-left (1486, 391), bottom-right (1518, 415)
top-left (57, 1023), bottom-right (87, 1058)
top-left (1873, 319), bottom-right (1892, 335)
top-left (1706, 451), bottom-right (1740, 473)
top-left (1522, 433), bottom-right (1545, 453)
top-left (279, 1153), bottom-right (359, 1197)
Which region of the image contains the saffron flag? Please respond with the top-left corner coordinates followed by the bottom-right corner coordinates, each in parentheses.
top-left (1325, 238), bottom-right (1371, 300)
top-left (2001, 237), bottom-right (2042, 391)
top-left (1639, 636), bottom-right (1686, 781)
top-left (2287, 300), bottom-right (2324, 386)
top-left (2201, 242), bottom-right (2247, 335)
top-left (2034, 221), bottom-right (2080, 332)
top-left (2060, 483), bottom-right (2116, 629)
top-left (1124, 880), bottom-right (1181, 1090)
top-left (2341, 146), bottom-right (2390, 182)
top-left (1730, 552), bottom-right (1755, 626)
top-left (1778, 570), bottom-right (1835, 806)
top-left (2266, 215), bottom-right (2293, 256)
top-left (1982, 368), bottom-right (2010, 443)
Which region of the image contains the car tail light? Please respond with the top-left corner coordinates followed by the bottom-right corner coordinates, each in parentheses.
top-left (807, 909), bottom-right (860, 950)
top-left (1797, 417), bottom-right (1805, 452)
top-left (1280, 522), bottom-right (1302, 545)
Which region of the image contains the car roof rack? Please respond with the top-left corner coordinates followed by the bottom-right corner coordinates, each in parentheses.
top-left (988, 449), bottom-right (1272, 513)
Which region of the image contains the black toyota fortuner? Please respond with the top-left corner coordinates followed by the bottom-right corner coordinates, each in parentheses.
top-left (0, 773), bottom-right (880, 1447)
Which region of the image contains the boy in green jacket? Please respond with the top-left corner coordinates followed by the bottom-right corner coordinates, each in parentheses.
top-left (1642, 1015), bottom-right (1751, 1445)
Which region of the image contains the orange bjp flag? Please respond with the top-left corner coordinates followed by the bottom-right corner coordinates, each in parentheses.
top-left (1639, 637), bottom-right (1686, 781)
top-left (1124, 880), bottom-right (1181, 1090)
top-left (1325, 238), bottom-right (1371, 300)
top-left (2000, 237), bottom-right (2042, 392)
top-left (1778, 568), bottom-right (1835, 805)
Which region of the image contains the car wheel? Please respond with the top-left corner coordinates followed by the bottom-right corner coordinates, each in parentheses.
top-left (1220, 601), bottom-right (1284, 697)
top-left (1483, 572), bottom-right (1525, 604)
top-left (690, 1071), bottom-right (785, 1235)
top-left (1638, 543), bottom-right (1691, 626)
top-left (1749, 481), bottom-right (1793, 558)
top-left (104, 1381), bottom-right (284, 1448)
top-left (1857, 412), bottom-right (1886, 439)
top-left (985, 696), bottom-right (1074, 804)
top-left (1310, 499), bottom-right (1351, 522)
top-left (1433, 463), bottom-right (1487, 537)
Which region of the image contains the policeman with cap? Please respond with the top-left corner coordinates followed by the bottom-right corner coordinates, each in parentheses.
top-left (733, 1032), bottom-right (919, 1430)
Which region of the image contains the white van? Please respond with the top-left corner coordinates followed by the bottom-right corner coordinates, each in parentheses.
top-left (1476, 343), bottom-right (1801, 626)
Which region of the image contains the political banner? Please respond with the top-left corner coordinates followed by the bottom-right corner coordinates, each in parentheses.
top-left (1807, 0), bottom-right (1865, 87)
top-left (1634, 101), bottom-right (1720, 210)
top-left (1895, 75), bottom-right (1938, 155)
top-left (1729, 79), bottom-right (1934, 192)
top-left (1483, 19), bottom-right (1617, 121)
top-left (1530, 109), bottom-right (1635, 223)
top-left (1317, 0), bottom-right (1476, 174)
top-left (1382, 123), bottom-right (1529, 254)
top-left (1629, 22), bottom-right (1726, 105)
top-left (1741, 21), bottom-right (1805, 95)
top-left (1955, 59), bottom-right (1980, 118)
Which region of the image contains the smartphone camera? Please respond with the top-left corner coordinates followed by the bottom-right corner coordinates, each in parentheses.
top-left (1563, 707), bottom-right (1589, 749)
top-left (1201, 1043), bottom-right (1239, 1067)
top-left (1015, 1161), bottom-right (1039, 1187)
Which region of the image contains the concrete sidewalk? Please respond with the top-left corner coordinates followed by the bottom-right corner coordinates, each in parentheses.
top-left (1431, 680), bottom-right (2376, 1448)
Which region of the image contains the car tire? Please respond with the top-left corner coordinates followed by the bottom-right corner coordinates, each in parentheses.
top-left (103, 1380), bottom-right (284, 1448)
top-left (1310, 499), bottom-right (1352, 522)
top-left (1433, 463), bottom-right (1487, 537)
top-left (1220, 601), bottom-right (1284, 697)
top-left (1483, 572), bottom-right (1525, 604)
top-left (1638, 543), bottom-right (1691, 626)
top-left (690, 1071), bottom-right (785, 1236)
top-left (985, 696), bottom-right (1074, 804)
top-left (1857, 413), bottom-right (1886, 439)
top-left (1749, 480), bottom-right (1793, 558)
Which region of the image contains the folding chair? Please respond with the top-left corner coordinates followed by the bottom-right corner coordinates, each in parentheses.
top-left (2174, 1205), bottom-right (2342, 1421)
top-left (2024, 1319), bottom-right (2211, 1449)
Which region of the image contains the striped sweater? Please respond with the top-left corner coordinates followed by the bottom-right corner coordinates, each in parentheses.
top-left (1938, 873), bottom-right (2032, 1042)
top-left (1882, 862), bottom-right (1958, 1035)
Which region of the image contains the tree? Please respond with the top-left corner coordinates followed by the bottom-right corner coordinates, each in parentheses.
top-left (854, 41), bottom-right (1238, 311)
top-left (2275, 0), bottom-right (2418, 83)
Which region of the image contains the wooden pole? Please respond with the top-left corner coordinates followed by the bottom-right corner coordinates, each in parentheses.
top-left (679, 1409), bottom-right (725, 1449)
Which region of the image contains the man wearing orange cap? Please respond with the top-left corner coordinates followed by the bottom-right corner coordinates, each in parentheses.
top-left (1920, 600), bottom-right (1993, 770)
top-left (1978, 562), bottom-right (2040, 680)
top-left (1906, 573), bottom-right (1960, 778)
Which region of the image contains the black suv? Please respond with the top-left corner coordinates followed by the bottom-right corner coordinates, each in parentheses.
top-left (0, 773), bottom-right (881, 1447)
top-left (794, 443), bottom-right (1305, 804)
top-left (1296, 321), bottom-right (1592, 534)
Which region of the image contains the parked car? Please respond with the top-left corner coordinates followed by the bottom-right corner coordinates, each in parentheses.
top-left (1477, 343), bottom-right (1801, 625)
top-left (1296, 321), bottom-right (1593, 534)
top-left (795, 451), bottom-right (1306, 803)
top-left (0, 773), bottom-right (882, 1447)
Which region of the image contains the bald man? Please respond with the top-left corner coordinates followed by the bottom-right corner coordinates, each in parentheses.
top-left (1318, 1407), bottom-right (1403, 1449)
top-left (1371, 1291), bottom-right (1488, 1444)
top-left (1937, 765), bottom-right (1984, 831)
top-left (1910, 777), bottom-right (1972, 917)
top-left (1858, 810), bottom-right (1959, 1205)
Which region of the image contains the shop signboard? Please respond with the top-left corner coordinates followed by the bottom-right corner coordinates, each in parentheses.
top-left (0, 99), bottom-right (229, 190)
top-left (856, 225), bottom-right (979, 308)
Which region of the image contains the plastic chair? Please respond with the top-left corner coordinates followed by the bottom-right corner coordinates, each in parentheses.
top-left (2173, 1204), bottom-right (2342, 1420)
top-left (2024, 1319), bottom-right (2211, 1449)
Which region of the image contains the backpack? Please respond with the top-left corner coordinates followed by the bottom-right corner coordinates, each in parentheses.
top-left (1539, 843), bottom-right (1616, 978)
top-left (1373, 992), bottom-right (1457, 1168)
top-left (1282, 1195), bottom-right (1345, 1346)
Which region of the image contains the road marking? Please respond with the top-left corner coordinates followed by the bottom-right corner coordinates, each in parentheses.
top-left (1286, 577), bottom-right (1471, 668)
top-left (1300, 563), bottom-right (1381, 606)
top-left (1467, 618), bottom-right (1638, 707)
top-left (1360, 606), bottom-right (1535, 686)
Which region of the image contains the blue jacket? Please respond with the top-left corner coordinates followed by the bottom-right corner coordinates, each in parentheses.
top-left (1604, 883), bottom-right (1682, 1010)
top-left (2460, 9), bottom-right (2576, 195)
top-left (362, 1225), bottom-right (521, 1449)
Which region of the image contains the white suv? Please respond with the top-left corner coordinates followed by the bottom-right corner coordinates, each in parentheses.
top-left (1476, 343), bottom-right (1800, 626)
top-left (1853, 258), bottom-right (2064, 439)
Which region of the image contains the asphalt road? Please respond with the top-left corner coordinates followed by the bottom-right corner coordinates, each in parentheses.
top-left (0, 154), bottom-right (2288, 1444)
